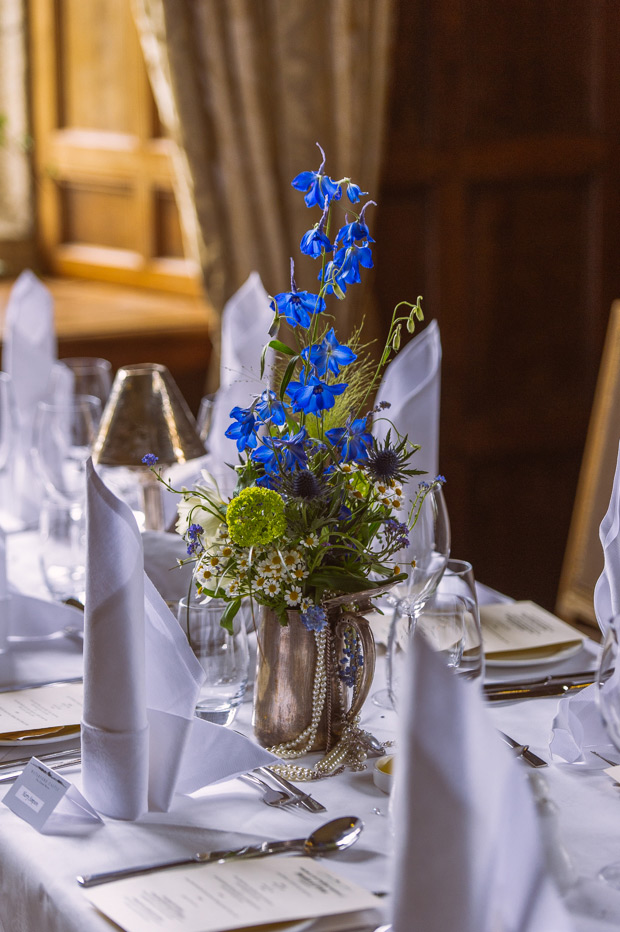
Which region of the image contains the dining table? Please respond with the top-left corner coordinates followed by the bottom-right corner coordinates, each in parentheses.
top-left (1, 529), bottom-right (620, 932)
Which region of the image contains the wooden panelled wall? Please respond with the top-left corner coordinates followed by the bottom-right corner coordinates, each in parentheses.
top-left (375, 0), bottom-right (620, 610)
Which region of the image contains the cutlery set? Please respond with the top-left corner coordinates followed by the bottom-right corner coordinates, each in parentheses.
top-left (0, 750), bottom-right (325, 812)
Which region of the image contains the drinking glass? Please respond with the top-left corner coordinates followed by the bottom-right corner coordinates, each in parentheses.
top-left (374, 484), bottom-right (451, 708)
top-left (39, 498), bottom-right (87, 603)
top-left (0, 373), bottom-right (18, 517)
top-left (387, 592), bottom-right (466, 708)
top-left (32, 395), bottom-right (102, 503)
top-left (595, 620), bottom-right (620, 887)
top-left (53, 357), bottom-right (112, 407)
top-left (197, 394), bottom-right (215, 444)
top-left (177, 597), bottom-right (250, 725)
top-left (439, 558), bottom-right (485, 683)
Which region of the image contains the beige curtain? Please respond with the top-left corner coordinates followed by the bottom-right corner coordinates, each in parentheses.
top-left (0, 0), bottom-right (32, 242)
top-left (132, 0), bottom-right (395, 376)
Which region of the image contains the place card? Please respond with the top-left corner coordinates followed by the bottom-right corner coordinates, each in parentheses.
top-left (0, 683), bottom-right (83, 739)
top-left (84, 857), bottom-right (381, 932)
top-left (480, 601), bottom-right (583, 660)
top-left (3, 758), bottom-right (102, 835)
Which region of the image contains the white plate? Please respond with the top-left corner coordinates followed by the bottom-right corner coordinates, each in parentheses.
top-left (485, 641), bottom-right (583, 668)
top-left (0, 727), bottom-right (80, 747)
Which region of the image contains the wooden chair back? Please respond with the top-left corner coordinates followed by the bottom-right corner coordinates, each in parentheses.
top-left (557, 300), bottom-right (620, 629)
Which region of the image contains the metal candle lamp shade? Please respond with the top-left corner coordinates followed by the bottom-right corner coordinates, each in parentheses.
top-left (92, 363), bottom-right (205, 530)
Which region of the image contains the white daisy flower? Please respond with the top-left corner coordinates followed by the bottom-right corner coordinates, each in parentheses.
top-left (292, 565), bottom-right (308, 580)
top-left (301, 532), bottom-right (319, 547)
top-left (284, 588), bottom-right (302, 606)
top-left (224, 578), bottom-right (240, 597)
top-left (263, 580), bottom-right (281, 598)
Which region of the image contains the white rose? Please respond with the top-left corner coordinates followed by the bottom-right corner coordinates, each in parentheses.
top-left (176, 479), bottom-right (226, 544)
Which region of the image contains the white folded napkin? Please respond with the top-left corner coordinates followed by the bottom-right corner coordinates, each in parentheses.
top-left (2, 271), bottom-right (57, 524)
top-left (373, 319), bottom-right (441, 480)
top-left (593, 440), bottom-right (620, 634)
top-left (549, 443), bottom-right (620, 762)
top-left (203, 271), bottom-right (275, 498)
top-left (81, 459), bottom-right (275, 820)
top-left (391, 632), bottom-right (572, 932)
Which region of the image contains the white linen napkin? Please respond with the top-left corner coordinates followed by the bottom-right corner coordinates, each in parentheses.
top-left (81, 459), bottom-right (275, 820)
top-left (593, 440), bottom-right (620, 634)
top-left (202, 271), bottom-right (275, 498)
top-left (391, 632), bottom-right (572, 932)
top-left (549, 443), bottom-right (620, 762)
top-left (373, 319), bottom-right (441, 480)
top-left (2, 271), bottom-right (57, 525)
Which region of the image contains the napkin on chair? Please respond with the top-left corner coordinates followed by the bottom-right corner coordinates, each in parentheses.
top-left (81, 459), bottom-right (276, 820)
top-left (1, 271), bottom-right (57, 525)
top-left (593, 440), bottom-right (620, 634)
top-left (391, 632), bottom-right (571, 932)
top-left (550, 441), bottom-right (620, 763)
top-left (373, 319), bottom-right (441, 480)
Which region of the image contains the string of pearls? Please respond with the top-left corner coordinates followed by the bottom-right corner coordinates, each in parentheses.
top-left (267, 621), bottom-right (372, 782)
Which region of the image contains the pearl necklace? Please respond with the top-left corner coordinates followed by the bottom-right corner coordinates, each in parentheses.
top-left (267, 621), bottom-right (373, 782)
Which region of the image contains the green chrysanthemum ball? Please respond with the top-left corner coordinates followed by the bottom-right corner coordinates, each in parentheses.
top-left (226, 487), bottom-right (287, 548)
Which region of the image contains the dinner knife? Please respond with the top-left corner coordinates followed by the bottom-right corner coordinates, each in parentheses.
top-left (498, 732), bottom-right (548, 768)
top-left (0, 756), bottom-right (82, 784)
top-left (484, 671), bottom-right (596, 702)
top-left (256, 767), bottom-right (326, 813)
top-left (0, 676), bottom-right (83, 695)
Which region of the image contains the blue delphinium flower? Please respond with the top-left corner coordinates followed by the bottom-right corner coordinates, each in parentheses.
top-left (225, 406), bottom-right (258, 452)
top-left (271, 289), bottom-right (325, 327)
top-left (326, 417), bottom-right (374, 462)
top-left (271, 258), bottom-right (325, 327)
top-left (300, 226), bottom-right (333, 258)
top-left (300, 604), bottom-right (328, 632)
top-left (252, 427), bottom-right (313, 474)
top-left (300, 199), bottom-right (333, 258)
top-left (255, 389), bottom-right (287, 426)
top-left (343, 180), bottom-right (367, 204)
top-left (286, 374), bottom-right (347, 415)
top-left (302, 328), bottom-right (357, 377)
top-left (291, 143), bottom-right (342, 208)
top-left (320, 241), bottom-right (374, 296)
top-left (335, 200), bottom-right (376, 248)
top-left (142, 453), bottom-right (158, 466)
top-left (252, 440), bottom-right (293, 475)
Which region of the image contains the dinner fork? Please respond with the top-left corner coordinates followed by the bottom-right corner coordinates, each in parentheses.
top-left (239, 772), bottom-right (301, 808)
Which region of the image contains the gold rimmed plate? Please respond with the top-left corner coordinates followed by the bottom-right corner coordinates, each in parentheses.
top-left (0, 724), bottom-right (81, 746)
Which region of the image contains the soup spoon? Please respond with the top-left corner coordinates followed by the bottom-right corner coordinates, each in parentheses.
top-left (77, 815), bottom-right (363, 887)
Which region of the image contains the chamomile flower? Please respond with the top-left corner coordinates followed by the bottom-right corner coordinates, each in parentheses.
top-left (262, 580), bottom-right (282, 598)
top-left (300, 532), bottom-right (320, 548)
top-left (218, 544), bottom-right (234, 559)
top-left (291, 565), bottom-right (309, 580)
top-left (224, 578), bottom-right (241, 597)
top-left (284, 588), bottom-right (303, 606)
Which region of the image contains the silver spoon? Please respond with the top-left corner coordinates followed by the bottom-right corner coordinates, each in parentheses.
top-left (76, 815), bottom-right (363, 888)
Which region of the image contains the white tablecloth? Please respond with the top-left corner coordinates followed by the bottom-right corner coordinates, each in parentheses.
top-left (0, 534), bottom-right (619, 932)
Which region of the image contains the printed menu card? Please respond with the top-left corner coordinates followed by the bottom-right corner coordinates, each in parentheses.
top-left (0, 684), bottom-right (83, 739)
top-left (480, 601), bottom-right (583, 661)
top-left (84, 857), bottom-right (380, 932)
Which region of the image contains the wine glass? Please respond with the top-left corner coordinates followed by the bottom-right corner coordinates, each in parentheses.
top-left (52, 357), bottom-right (112, 408)
top-left (387, 591), bottom-right (466, 708)
top-left (374, 483), bottom-right (451, 708)
top-left (32, 395), bottom-right (102, 503)
top-left (439, 558), bottom-right (485, 683)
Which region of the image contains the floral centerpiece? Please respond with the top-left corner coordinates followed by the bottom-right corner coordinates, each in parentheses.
top-left (145, 145), bottom-right (444, 775)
